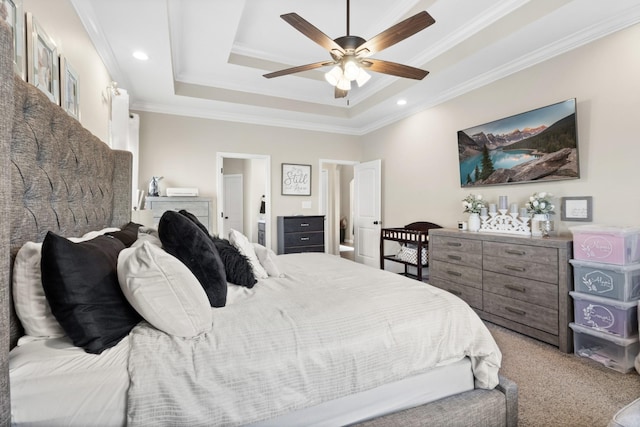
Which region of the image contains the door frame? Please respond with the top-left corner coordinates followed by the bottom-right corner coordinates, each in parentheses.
top-left (216, 152), bottom-right (271, 248)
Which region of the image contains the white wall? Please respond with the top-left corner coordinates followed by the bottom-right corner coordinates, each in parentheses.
top-left (23, 0), bottom-right (112, 141)
top-left (362, 22), bottom-right (640, 236)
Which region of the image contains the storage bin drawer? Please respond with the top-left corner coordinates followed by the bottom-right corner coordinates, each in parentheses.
top-left (484, 293), bottom-right (558, 335)
top-left (570, 259), bottom-right (640, 301)
top-left (570, 291), bottom-right (638, 337)
top-left (430, 260), bottom-right (482, 289)
top-left (284, 231), bottom-right (324, 248)
top-left (483, 271), bottom-right (558, 310)
top-left (570, 322), bottom-right (639, 373)
top-left (429, 278), bottom-right (483, 310)
top-left (571, 225), bottom-right (640, 265)
top-left (282, 216), bottom-right (324, 233)
top-left (484, 254), bottom-right (558, 284)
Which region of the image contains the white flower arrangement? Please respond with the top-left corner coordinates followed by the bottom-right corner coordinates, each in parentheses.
top-left (462, 194), bottom-right (485, 214)
top-left (526, 192), bottom-right (555, 215)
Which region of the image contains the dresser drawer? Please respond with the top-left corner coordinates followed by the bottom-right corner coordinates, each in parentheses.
top-left (284, 231), bottom-right (324, 248)
top-left (149, 201), bottom-right (210, 217)
top-left (430, 260), bottom-right (482, 289)
top-left (483, 271), bottom-right (558, 310)
top-left (484, 293), bottom-right (558, 335)
top-left (484, 254), bottom-right (558, 284)
top-left (282, 216), bottom-right (324, 233)
top-left (430, 236), bottom-right (482, 268)
top-left (430, 278), bottom-right (483, 310)
top-left (483, 241), bottom-right (557, 265)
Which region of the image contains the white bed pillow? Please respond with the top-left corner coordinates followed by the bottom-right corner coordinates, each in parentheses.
top-left (252, 243), bottom-right (284, 278)
top-left (229, 229), bottom-right (269, 279)
top-left (117, 241), bottom-right (212, 337)
top-left (12, 227), bottom-right (120, 339)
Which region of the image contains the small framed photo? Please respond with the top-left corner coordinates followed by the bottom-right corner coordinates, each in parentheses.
top-left (60, 55), bottom-right (80, 120)
top-left (26, 13), bottom-right (59, 104)
top-left (1, 0), bottom-right (25, 79)
top-left (561, 196), bottom-right (592, 222)
top-left (281, 163), bottom-right (311, 196)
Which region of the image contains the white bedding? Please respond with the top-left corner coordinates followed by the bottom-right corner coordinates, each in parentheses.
top-left (126, 253), bottom-right (501, 426)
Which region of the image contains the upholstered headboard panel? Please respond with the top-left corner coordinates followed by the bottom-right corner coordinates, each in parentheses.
top-left (0, 20), bottom-right (132, 424)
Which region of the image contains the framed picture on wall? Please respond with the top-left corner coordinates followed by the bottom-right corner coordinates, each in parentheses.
top-left (282, 163), bottom-right (311, 196)
top-left (60, 55), bottom-right (80, 120)
top-left (26, 12), bottom-right (59, 104)
top-left (1, 0), bottom-right (25, 79)
top-left (561, 196), bottom-right (592, 222)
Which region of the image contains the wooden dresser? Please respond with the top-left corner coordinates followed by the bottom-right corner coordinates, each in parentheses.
top-left (277, 215), bottom-right (325, 254)
top-left (429, 228), bottom-right (574, 353)
top-left (145, 196), bottom-right (213, 232)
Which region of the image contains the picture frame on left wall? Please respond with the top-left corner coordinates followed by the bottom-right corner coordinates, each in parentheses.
top-left (26, 12), bottom-right (59, 104)
top-left (60, 55), bottom-right (80, 120)
top-left (1, 0), bottom-right (26, 79)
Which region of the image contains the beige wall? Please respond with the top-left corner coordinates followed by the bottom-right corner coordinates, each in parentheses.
top-left (135, 111), bottom-right (362, 247)
top-left (23, 0), bottom-right (112, 141)
top-left (362, 22), bottom-right (640, 236)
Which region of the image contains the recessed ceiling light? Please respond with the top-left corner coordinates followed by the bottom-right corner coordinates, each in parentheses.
top-left (397, 99), bottom-right (407, 106)
top-left (132, 51), bottom-right (149, 61)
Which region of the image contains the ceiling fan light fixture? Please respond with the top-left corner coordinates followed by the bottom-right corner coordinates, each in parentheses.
top-left (356, 68), bottom-right (371, 87)
top-left (336, 77), bottom-right (351, 91)
top-left (325, 66), bottom-right (343, 86)
top-left (343, 58), bottom-right (360, 81)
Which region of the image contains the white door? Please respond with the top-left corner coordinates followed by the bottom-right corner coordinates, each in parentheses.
top-left (353, 159), bottom-right (381, 267)
top-left (223, 174), bottom-right (243, 237)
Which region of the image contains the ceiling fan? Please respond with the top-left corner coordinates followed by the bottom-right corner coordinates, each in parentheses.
top-left (263, 0), bottom-right (435, 98)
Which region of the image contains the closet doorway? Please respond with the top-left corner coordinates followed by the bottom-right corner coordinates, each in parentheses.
top-left (216, 153), bottom-right (271, 248)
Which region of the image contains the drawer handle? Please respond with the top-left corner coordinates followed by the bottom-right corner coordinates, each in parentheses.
top-left (300, 237), bottom-right (310, 241)
top-left (300, 223), bottom-right (310, 227)
top-left (504, 284), bottom-right (526, 293)
top-left (447, 255), bottom-right (462, 261)
top-left (446, 270), bottom-right (462, 277)
top-left (504, 265), bottom-right (526, 272)
top-left (505, 306), bottom-right (526, 316)
top-left (447, 242), bottom-right (462, 247)
top-left (505, 249), bottom-right (526, 256)
top-left (448, 289), bottom-right (462, 296)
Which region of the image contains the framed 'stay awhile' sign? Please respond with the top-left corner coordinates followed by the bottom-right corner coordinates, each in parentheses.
top-left (281, 163), bottom-right (311, 196)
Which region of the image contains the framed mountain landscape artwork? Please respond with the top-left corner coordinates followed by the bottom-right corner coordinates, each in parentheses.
top-left (458, 99), bottom-right (579, 187)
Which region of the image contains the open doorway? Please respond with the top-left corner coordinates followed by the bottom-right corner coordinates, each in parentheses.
top-left (216, 153), bottom-right (271, 248)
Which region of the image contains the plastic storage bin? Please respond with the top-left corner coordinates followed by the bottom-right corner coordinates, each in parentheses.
top-left (571, 225), bottom-right (640, 265)
top-left (570, 291), bottom-right (638, 337)
top-left (569, 259), bottom-right (640, 301)
top-left (569, 322), bottom-right (639, 373)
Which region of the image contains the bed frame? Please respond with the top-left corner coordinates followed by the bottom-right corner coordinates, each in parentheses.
top-left (0, 20), bottom-right (517, 426)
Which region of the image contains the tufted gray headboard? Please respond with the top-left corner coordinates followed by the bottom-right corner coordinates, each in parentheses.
top-left (0, 20), bottom-right (132, 424)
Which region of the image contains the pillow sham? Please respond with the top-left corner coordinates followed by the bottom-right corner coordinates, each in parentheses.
top-left (229, 229), bottom-right (269, 279)
top-left (252, 243), bottom-right (284, 278)
top-left (106, 222), bottom-right (142, 247)
top-left (40, 232), bottom-right (141, 354)
top-left (118, 241), bottom-right (212, 337)
top-left (158, 211), bottom-right (227, 307)
top-left (12, 227), bottom-right (120, 339)
top-left (212, 237), bottom-right (257, 288)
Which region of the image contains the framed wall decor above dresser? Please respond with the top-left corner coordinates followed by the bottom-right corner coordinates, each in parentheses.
top-left (277, 215), bottom-right (325, 254)
top-left (428, 228), bottom-right (574, 353)
top-left (145, 196), bottom-right (213, 231)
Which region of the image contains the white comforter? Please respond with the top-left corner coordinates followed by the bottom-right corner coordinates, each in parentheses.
top-left (127, 253), bottom-right (501, 426)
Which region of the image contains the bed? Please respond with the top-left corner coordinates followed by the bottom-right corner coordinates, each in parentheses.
top-left (0, 20), bottom-right (517, 427)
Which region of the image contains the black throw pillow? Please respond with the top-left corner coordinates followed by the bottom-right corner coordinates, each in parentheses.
top-left (158, 210), bottom-right (227, 307)
top-left (106, 221), bottom-right (141, 247)
top-left (178, 209), bottom-right (257, 288)
top-left (212, 236), bottom-right (257, 288)
top-left (41, 232), bottom-right (141, 354)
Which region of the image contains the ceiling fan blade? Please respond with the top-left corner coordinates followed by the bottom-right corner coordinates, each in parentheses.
top-left (356, 11), bottom-right (435, 57)
top-left (335, 87), bottom-right (348, 98)
top-left (263, 60), bottom-right (334, 79)
top-left (364, 58), bottom-right (429, 80)
top-left (281, 13), bottom-right (345, 55)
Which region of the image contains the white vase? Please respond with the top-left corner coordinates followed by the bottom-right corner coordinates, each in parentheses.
top-left (468, 213), bottom-right (481, 232)
top-left (531, 214), bottom-right (547, 237)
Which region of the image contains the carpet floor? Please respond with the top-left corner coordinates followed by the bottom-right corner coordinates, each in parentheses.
top-left (486, 322), bottom-right (640, 427)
